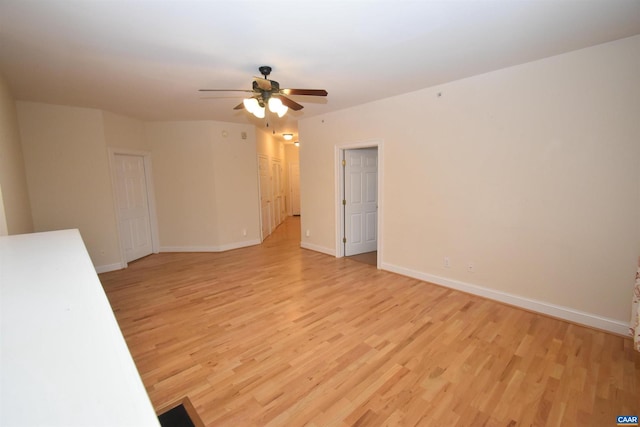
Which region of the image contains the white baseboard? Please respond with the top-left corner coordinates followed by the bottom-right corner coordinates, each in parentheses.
top-left (300, 241), bottom-right (336, 256)
top-left (160, 239), bottom-right (260, 253)
top-left (95, 262), bottom-right (125, 274)
top-left (381, 262), bottom-right (630, 337)
top-left (216, 239), bottom-right (261, 252)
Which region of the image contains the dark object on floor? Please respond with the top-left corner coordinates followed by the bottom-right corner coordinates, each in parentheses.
top-left (158, 404), bottom-right (194, 427)
top-left (157, 397), bottom-right (205, 427)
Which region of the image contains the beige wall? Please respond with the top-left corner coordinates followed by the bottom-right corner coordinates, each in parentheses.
top-left (284, 144), bottom-right (300, 215)
top-left (144, 121), bottom-right (260, 250)
top-left (284, 144), bottom-right (299, 164)
top-left (16, 102), bottom-right (121, 267)
top-left (210, 124), bottom-right (259, 246)
top-left (299, 36), bottom-right (640, 328)
top-left (256, 128), bottom-right (285, 160)
top-left (0, 74), bottom-right (33, 235)
top-left (16, 103), bottom-right (260, 267)
top-left (103, 111), bottom-right (148, 151)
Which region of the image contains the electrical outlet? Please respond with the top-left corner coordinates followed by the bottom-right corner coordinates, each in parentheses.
top-left (444, 257), bottom-right (450, 268)
top-left (242, 228), bottom-right (247, 237)
top-left (306, 229), bottom-right (310, 237)
top-left (468, 262), bottom-right (474, 272)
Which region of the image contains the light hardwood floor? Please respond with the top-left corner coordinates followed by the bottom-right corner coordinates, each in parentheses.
top-left (100, 217), bottom-right (639, 426)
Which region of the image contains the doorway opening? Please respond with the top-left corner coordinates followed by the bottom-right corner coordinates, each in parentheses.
top-left (335, 140), bottom-right (383, 268)
top-left (108, 148), bottom-right (160, 267)
top-left (289, 162), bottom-right (301, 216)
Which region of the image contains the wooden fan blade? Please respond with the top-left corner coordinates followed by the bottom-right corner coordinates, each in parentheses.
top-left (253, 77), bottom-right (272, 91)
top-left (233, 102), bottom-right (245, 110)
top-left (199, 89), bottom-right (253, 92)
top-left (281, 88), bottom-right (328, 96)
top-left (199, 96), bottom-right (250, 100)
top-left (276, 95), bottom-right (304, 111)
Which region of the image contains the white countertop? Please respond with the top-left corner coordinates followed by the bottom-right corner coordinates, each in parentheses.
top-left (0, 229), bottom-right (160, 427)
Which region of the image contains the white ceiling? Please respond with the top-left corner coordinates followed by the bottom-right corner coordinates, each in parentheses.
top-left (1, 0), bottom-right (639, 139)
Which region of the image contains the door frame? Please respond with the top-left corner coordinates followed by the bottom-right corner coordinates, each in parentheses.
top-left (108, 148), bottom-right (160, 268)
top-left (334, 139), bottom-right (384, 268)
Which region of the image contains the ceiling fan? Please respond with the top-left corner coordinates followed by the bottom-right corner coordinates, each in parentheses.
top-left (199, 66), bottom-right (328, 118)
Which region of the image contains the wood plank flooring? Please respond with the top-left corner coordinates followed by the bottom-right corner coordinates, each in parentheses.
top-left (100, 217), bottom-right (639, 426)
top-left (347, 251), bottom-right (377, 267)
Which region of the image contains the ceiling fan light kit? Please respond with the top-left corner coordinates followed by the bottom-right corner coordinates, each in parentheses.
top-left (242, 98), bottom-right (265, 118)
top-left (200, 65), bottom-right (328, 121)
top-left (268, 97), bottom-right (288, 118)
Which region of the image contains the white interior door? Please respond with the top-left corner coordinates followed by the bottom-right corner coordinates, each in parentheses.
top-left (114, 154), bottom-right (153, 262)
top-left (345, 148), bottom-right (378, 256)
top-left (271, 159), bottom-right (283, 228)
top-left (278, 161), bottom-right (285, 222)
top-left (258, 155), bottom-right (271, 241)
top-left (289, 163), bottom-right (300, 215)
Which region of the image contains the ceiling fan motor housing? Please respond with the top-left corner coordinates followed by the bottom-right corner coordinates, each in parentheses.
top-left (252, 79), bottom-right (280, 106)
top-left (258, 65), bottom-right (272, 78)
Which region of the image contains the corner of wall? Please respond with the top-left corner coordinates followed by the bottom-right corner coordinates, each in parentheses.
top-left (0, 74), bottom-right (33, 235)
